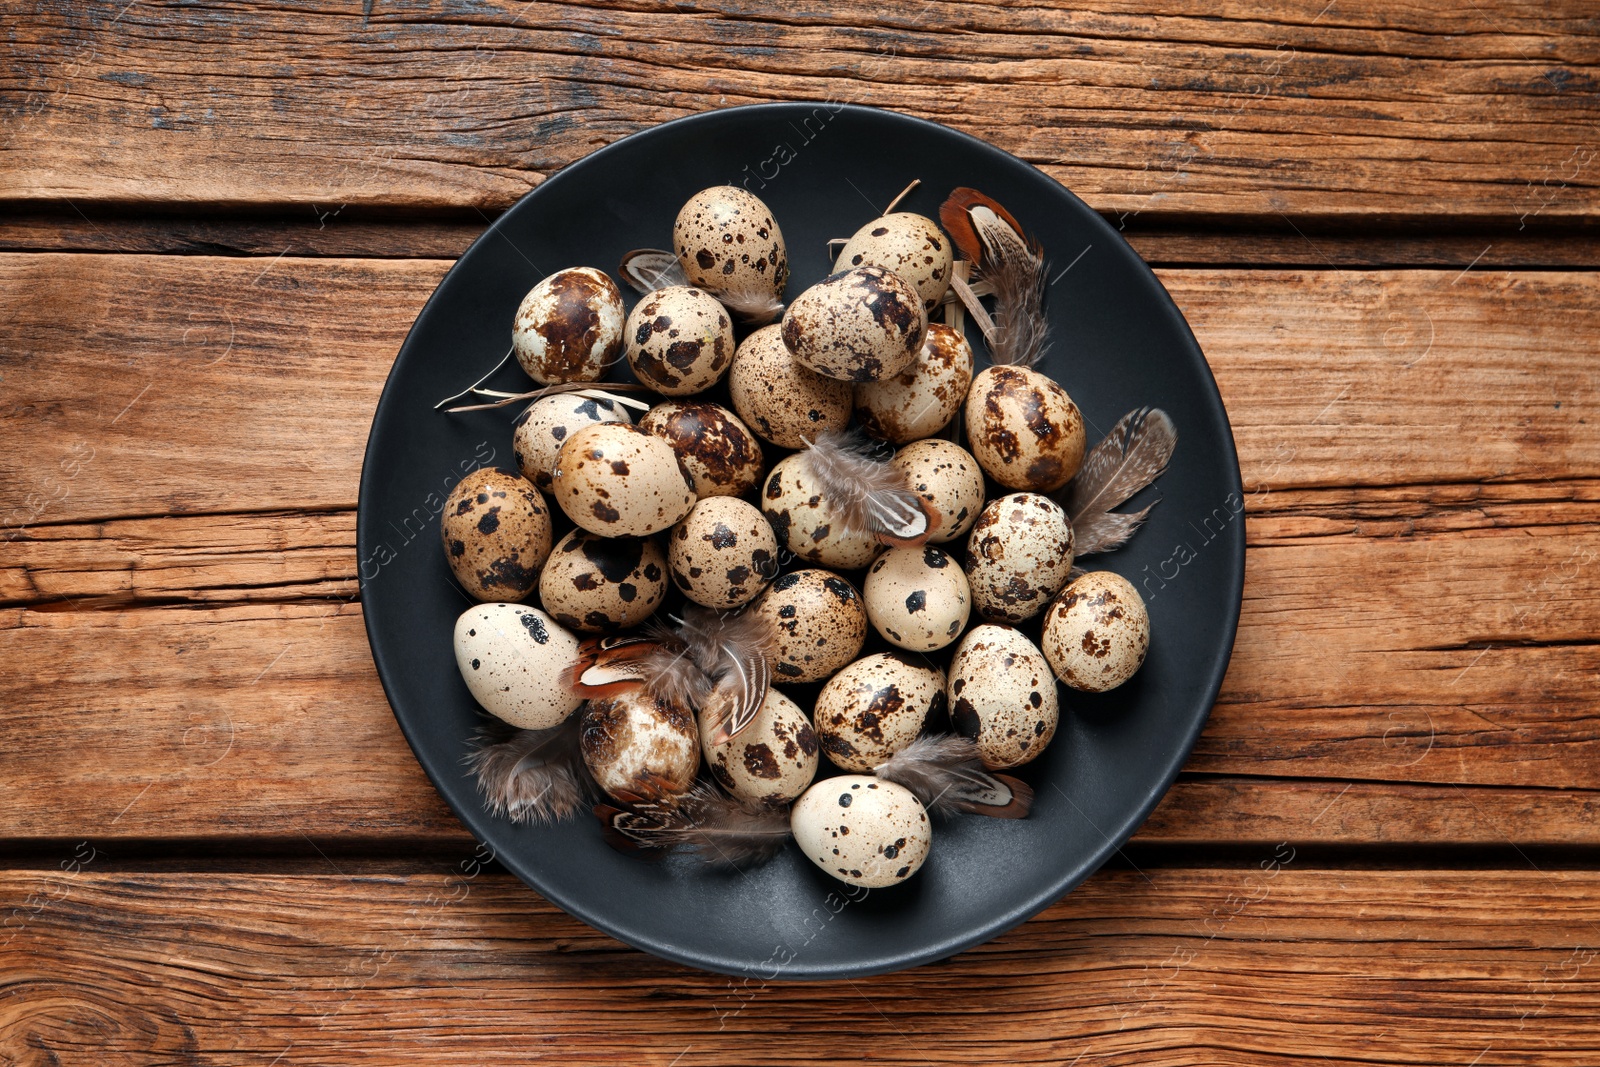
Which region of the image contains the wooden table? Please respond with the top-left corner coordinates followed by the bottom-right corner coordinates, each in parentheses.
top-left (3, 3), bottom-right (1598, 1063)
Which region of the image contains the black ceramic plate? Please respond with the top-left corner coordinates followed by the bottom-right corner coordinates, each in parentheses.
top-left (359, 103), bottom-right (1244, 979)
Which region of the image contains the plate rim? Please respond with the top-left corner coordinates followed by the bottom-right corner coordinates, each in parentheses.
top-left (357, 101), bottom-right (1246, 979)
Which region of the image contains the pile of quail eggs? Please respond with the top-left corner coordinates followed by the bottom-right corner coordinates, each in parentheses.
top-left (441, 184), bottom-right (1152, 890)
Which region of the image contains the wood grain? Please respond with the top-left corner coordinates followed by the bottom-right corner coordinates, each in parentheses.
top-left (3, 2), bottom-right (1598, 222)
top-left (3, 868), bottom-right (1598, 1064)
top-left (3, 255), bottom-right (1596, 526)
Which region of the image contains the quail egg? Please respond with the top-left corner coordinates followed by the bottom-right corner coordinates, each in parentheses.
top-left (511, 267), bottom-right (626, 384)
top-left (673, 186), bottom-right (788, 322)
top-left (834, 212), bottom-right (953, 312)
top-left (862, 545), bottom-right (971, 652)
top-left (701, 687), bottom-right (819, 805)
top-left (853, 322), bottom-right (973, 444)
top-left (580, 688), bottom-right (700, 802)
top-left (727, 324), bottom-right (853, 449)
top-left (965, 493), bottom-right (1076, 624)
top-left (552, 423), bottom-right (695, 537)
top-left (782, 266), bottom-right (928, 382)
top-left (1041, 571), bottom-right (1150, 692)
top-left (750, 569), bottom-right (868, 683)
top-left (965, 365), bottom-right (1086, 492)
top-left (948, 624), bottom-right (1059, 769)
top-left (761, 453), bottom-right (879, 570)
top-left (889, 439), bottom-right (985, 545)
top-left (538, 530), bottom-right (668, 633)
top-left (792, 776), bottom-right (931, 888)
top-left (624, 285), bottom-right (735, 396)
top-left (454, 604), bottom-right (584, 730)
top-left (440, 468), bottom-right (552, 602)
top-left (668, 497), bottom-right (778, 610)
top-left (637, 401), bottom-right (764, 499)
top-left (814, 652), bottom-right (945, 772)
top-left (512, 392), bottom-right (632, 492)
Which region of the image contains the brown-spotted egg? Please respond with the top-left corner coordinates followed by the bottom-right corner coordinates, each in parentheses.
top-left (814, 652), bottom-right (945, 772)
top-left (965, 365), bottom-right (1086, 492)
top-left (948, 624), bottom-right (1059, 769)
top-left (1041, 571), bottom-right (1150, 692)
top-left (761, 453), bottom-right (879, 570)
top-left (512, 392), bottom-right (631, 493)
top-left (552, 423), bottom-right (695, 537)
top-left (511, 267), bottom-right (625, 384)
top-left (624, 285), bottom-right (735, 396)
top-left (673, 186), bottom-right (788, 321)
top-left (701, 688), bottom-right (818, 805)
top-left (750, 569), bottom-right (868, 683)
top-left (890, 439), bottom-right (985, 545)
top-left (853, 322), bottom-right (973, 444)
top-left (580, 688), bottom-right (700, 802)
top-left (727, 324), bottom-right (852, 449)
top-left (792, 776), bottom-right (931, 888)
top-left (537, 530), bottom-right (668, 633)
top-left (834, 212), bottom-right (953, 312)
top-left (637, 400), bottom-right (764, 499)
top-left (668, 497), bottom-right (778, 610)
top-left (862, 545), bottom-right (971, 652)
top-left (782, 265), bottom-right (927, 383)
top-left (440, 468), bottom-right (552, 602)
top-left (454, 604), bottom-right (583, 730)
top-left (965, 493), bottom-right (1075, 624)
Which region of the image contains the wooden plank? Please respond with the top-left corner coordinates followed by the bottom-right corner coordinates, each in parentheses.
top-left (1, 868), bottom-right (1598, 1063)
top-left (3, 2), bottom-right (1598, 222)
top-left (3, 255), bottom-right (1597, 528)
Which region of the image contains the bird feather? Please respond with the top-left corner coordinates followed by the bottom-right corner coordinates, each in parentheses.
top-left (618, 249), bottom-right (688, 294)
top-left (873, 734), bottom-right (1033, 818)
top-left (940, 188), bottom-right (1049, 368)
top-left (598, 783), bottom-right (792, 869)
top-left (1063, 407), bottom-right (1177, 556)
top-left (798, 431), bottom-right (939, 547)
top-left (466, 717), bottom-right (594, 826)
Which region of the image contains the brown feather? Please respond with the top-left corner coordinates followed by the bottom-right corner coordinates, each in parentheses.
top-left (618, 248), bottom-right (688, 294)
top-left (466, 717), bottom-right (594, 825)
top-left (675, 607), bottom-right (778, 745)
top-left (799, 431), bottom-right (939, 547)
top-left (1063, 407), bottom-right (1177, 556)
top-left (598, 783), bottom-right (792, 869)
top-left (939, 188), bottom-right (1049, 368)
top-left (873, 734), bottom-right (1033, 819)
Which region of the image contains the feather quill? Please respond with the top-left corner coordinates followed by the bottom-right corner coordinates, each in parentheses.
top-left (598, 783), bottom-right (792, 869)
top-left (618, 249), bottom-right (688, 294)
top-left (799, 431), bottom-right (939, 547)
top-left (873, 735), bottom-right (1033, 818)
top-left (466, 716), bottom-right (594, 826)
top-left (1063, 407), bottom-right (1177, 556)
top-left (939, 188), bottom-right (1050, 368)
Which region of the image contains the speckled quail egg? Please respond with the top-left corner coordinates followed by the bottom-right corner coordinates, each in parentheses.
top-left (750, 569), bottom-right (868, 683)
top-left (965, 365), bottom-right (1086, 492)
top-left (580, 688), bottom-right (700, 802)
top-left (440, 468), bottom-right (553, 602)
top-left (511, 267), bottom-right (626, 384)
top-left (702, 688), bottom-right (818, 805)
top-left (862, 546), bottom-right (971, 652)
top-left (624, 285), bottom-right (735, 396)
top-left (761, 453), bottom-right (879, 570)
top-left (948, 624), bottom-right (1059, 770)
top-left (668, 497), bottom-right (778, 610)
top-left (673, 186), bottom-right (788, 322)
top-left (637, 401), bottom-right (764, 499)
top-left (853, 323), bottom-right (973, 444)
top-left (1041, 571), bottom-right (1150, 693)
top-left (454, 604), bottom-right (583, 730)
top-left (792, 776), bottom-right (931, 888)
top-left (890, 439), bottom-right (985, 546)
top-left (512, 392), bottom-right (632, 493)
top-left (727, 324), bottom-right (853, 449)
top-left (965, 493), bottom-right (1076, 624)
top-left (552, 423), bottom-right (695, 537)
top-left (538, 530), bottom-right (668, 633)
top-left (782, 266), bottom-right (928, 383)
top-left (834, 212), bottom-right (953, 312)
top-left (814, 652), bottom-right (946, 772)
